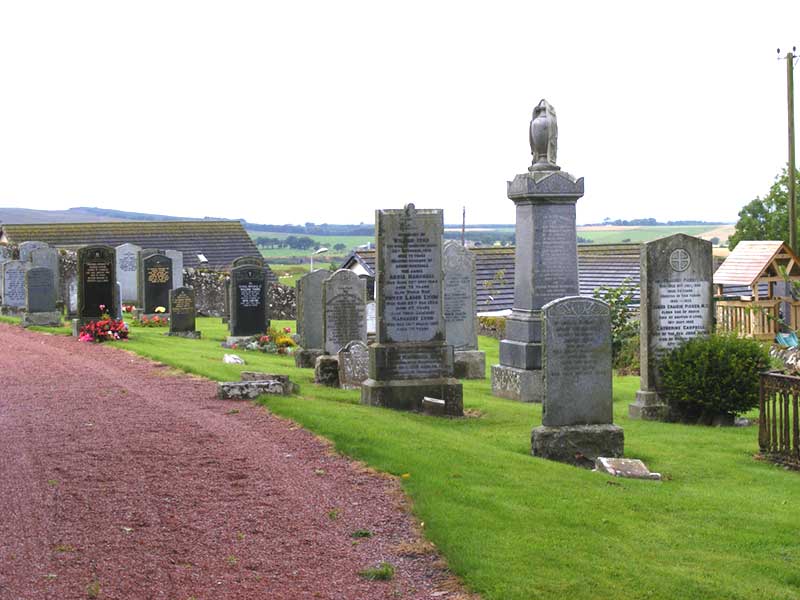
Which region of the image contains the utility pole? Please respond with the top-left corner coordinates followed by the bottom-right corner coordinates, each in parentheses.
top-left (780, 47), bottom-right (798, 251)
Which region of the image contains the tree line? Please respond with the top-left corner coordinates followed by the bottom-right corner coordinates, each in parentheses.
top-left (254, 235), bottom-right (347, 253)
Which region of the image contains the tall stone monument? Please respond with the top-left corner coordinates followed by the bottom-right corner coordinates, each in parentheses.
top-left (116, 243), bottom-right (142, 303)
top-left (531, 296), bottom-right (623, 467)
top-left (361, 204), bottom-right (463, 416)
top-left (77, 245), bottom-right (119, 321)
top-left (443, 240), bottom-right (485, 379)
top-left (295, 269), bottom-right (329, 368)
top-left (491, 99), bottom-right (585, 403)
top-left (629, 234), bottom-right (713, 420)
top-left (323, 269), bottom-right (367, 355)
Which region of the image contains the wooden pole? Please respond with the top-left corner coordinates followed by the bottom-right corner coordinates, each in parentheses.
top-left (786, 49), bottom-right (797, 251)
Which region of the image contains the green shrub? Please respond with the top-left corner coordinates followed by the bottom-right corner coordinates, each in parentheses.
top-left (478, 316), bottom-right (506, 339)
top-left (615, 333), bottom-right (640, 375)
top-left (658, 334), bottom-right (770, 420)
top-left (593, 278), bottom-right (637, 369)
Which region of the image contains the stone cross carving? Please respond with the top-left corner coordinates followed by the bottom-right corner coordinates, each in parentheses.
top-left (529, 99), bottom-right (559, 172)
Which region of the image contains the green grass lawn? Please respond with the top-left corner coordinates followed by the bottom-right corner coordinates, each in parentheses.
top-left (8, 315), bottom-right (800, 600)
top-left (247, 231), bottom-right (373, 261)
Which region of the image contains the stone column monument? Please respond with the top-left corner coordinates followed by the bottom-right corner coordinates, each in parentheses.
top-left (629, 234), bottom-right (713, 420)
top-left (361, 204), bottom-right (463, 416)
top-left (491, 99), bottom-right (585, 403)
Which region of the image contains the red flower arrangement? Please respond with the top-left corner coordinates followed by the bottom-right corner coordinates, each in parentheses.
top-left (79, 318), bottom-right (129, 342)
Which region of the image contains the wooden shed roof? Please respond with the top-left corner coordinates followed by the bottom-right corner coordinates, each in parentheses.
top-left (0, 220), bottom-right (260, 270)
top-left (713, 241), bottom-right (800, 287)
top-left (342, 243), bottom-right (642, 313)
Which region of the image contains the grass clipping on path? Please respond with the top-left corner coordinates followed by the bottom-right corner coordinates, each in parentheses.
top-left (31, 316), bottom-right (800, 600)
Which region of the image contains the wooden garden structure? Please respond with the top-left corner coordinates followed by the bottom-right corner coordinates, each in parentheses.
top-left (714, 241), bottom-right (800, 340)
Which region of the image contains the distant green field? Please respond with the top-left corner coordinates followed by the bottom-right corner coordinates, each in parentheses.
top-left (577, 225), bottom-right (730, 245)
top-left (247, 231), bottom-right (373, 261)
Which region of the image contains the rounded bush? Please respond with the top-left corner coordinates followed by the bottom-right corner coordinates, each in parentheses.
top-left (658, 333), bottom-right (770, 420)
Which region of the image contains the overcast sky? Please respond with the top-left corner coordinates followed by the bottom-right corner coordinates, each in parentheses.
top-left (0, 1), bottom-right (798, 226)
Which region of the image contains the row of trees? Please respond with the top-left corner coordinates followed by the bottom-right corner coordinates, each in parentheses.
top-left (254, 235), bottom-right (347, 253)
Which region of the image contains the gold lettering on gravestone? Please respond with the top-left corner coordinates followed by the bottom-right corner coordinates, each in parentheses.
top-left (173, 292), bottom-right (193, 313)
top-left (86, 262), bottom-right (111, 283)
top-left (147, 267), bottom-right (170, 284)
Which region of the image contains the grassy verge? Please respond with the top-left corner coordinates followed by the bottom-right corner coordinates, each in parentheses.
top-left (8, 315), bottom-right (800, 599)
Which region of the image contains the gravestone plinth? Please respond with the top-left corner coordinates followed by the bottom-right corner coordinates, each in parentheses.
top-left (139, 253), bottom-right (173, 315)
top-left (229, 263), bottom-right (269, 337)
top-left (531, 296), bottom-right (623, 467)
top-left (115, 243), bottom-right (142, 303)
top-left (22, 266), bottom-right (60, 327)
top-left (361, 204), bottom-right (462, 416)
top-left (167, 287), bottom-right (201, 339)
top-left (295, 270), bottom-right (329, 366)
top-left (629, 234), bottom-right (713, 420)
top-left (324, 269), bottom-right (367, 355)
top-left (77, 245), bottom-right (119, 322)
top-left (443, 240), bottom-right (485, 379)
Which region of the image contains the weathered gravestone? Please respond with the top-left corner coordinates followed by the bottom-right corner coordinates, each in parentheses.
top-left (19, 241), bottom-right (49, 262)
top-left (167, 287), bottom-right (201, 338)
top-left (443, 240), bottom-right (485, 379)
top-left (77, 245), bottom-right (119, 320)
top-left (2, 260), bottom-right (29, 311)
top-left (361, 204), bottom-right (463, 416)
top-left (139, 253), bottom-right (173, 314)
top-left (324, 269), bottom-right (367, 355)
top-left (66, 275), bottom-right (78, 316)
top-left (115, 243), bottom-right (141, 303)
top-left (338, 340), bottom-right (370, 390)
top-left (629, 234), bottom-right (713, 420)
top-left (22, 267), bottom-right (60, 327)
top-left (229, 264), bottom-right (269, 337)
top-left (30, 247), bottom-right (60, 292)
top-left (165, 249), bottom-right (184, 289)
top-left (295, 269), bottom-right (329, 368)
top-left (366, 301), bottom-right (376, 335)
top-left (531, 296), bottom-right (623, 467)
top-left (492, 99), bottom-right (584, 403)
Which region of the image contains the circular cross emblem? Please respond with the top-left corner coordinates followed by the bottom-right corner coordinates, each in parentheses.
top-left (669, 248), bottom-right (691, 272)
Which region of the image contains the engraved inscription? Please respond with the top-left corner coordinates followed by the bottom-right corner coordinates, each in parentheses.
top-left (533, 211), bottom-right (578, 303)
top-left (326, 289), bottom-right (364, 353)
top-left (86, 262), bottom-right (111, 284)
top-left (147, 267), bottom-right (170, 284)
top-left (4, 269), bottom-right (25, 307)
top-left (651, 279), bottom-right (711, 359)
top-left (239, 283), bottom-right (262, 308)
top-left (119, 253), bottom-right (137, 272)
top-left (172, 291), bottom-right (193, 313)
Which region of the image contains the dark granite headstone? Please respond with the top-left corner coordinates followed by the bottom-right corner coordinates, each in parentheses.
top-left (229, 265), bottom-right (269, 336)
top-left (78, 245), bottom-right (118, 319)
top-left (25, 267), bottom-right (57, 313)
top-left (169, 287), bottom-right (198, 335)
top-left (140, 253), bottom-right (173, 313)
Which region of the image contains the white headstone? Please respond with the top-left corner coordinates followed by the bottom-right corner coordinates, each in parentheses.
top-left (115, 243), bottom-right (142, 304)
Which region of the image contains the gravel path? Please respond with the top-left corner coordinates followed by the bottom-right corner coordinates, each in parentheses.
top-left (0, 323), bottom-right (458, 600)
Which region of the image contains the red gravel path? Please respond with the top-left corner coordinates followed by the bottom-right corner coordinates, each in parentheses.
top-left (0, 323), bottom-right (458, 600)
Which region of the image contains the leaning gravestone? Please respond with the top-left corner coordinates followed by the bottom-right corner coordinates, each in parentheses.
top-left (229, 264), bottom-right (269, 337)
top-left (629, 234), bottom-right (713, 420)
top-left (491, 99), bottom-right (584, 403)
top-left (22, 267), bottom-right (60, 327)
top-left (531, 296), bottom-right (623, 467)
top-left (115, 243), bottom-right (142, 303)
top-left (361, 204), bottom-right (463, 416)
top-left (443, 240), bottom-right (485, 379)
top-left (167, 286), bottom-right (201, 338)
top-left (2, 260), bottom-right (29, 311)
top-left (77, 245), bottom-right (118, 320)
top-left (139, 253), bottom-right (173, 314)
top-left (19, 241), bottom-right (49, 262)
top-left (323, 269), bottom-right (367, 355)
top-left (338, 340), bottom-right (370, 390)
top-left (295, 269), bottom-right (329, 368)
top-left (165, 249), bottom-right (184, 288)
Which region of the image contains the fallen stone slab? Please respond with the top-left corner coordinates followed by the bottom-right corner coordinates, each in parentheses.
top-left (422, 397), bottom-right (446, 416)
top-left (217, 380), bottom-right (287, 400)
top-left (240, 371), bottom-right (298, 394)
top-left (594, 457), bottom-right (661, 480)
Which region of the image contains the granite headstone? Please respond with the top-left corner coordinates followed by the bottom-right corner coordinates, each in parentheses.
top-left (165, 249), bottom-right (184, 289)
top-left (115, 243), bottom-right (142, 303)
top-left (25, 267), bottom-right (57, 313)
top-left (168, 286), bottom-right (200, 338)
top-left (229, 265), bottom-right (269, 336)
top-left (323, 269), bottom-right (367, 355)
top-left (140, 253), bottom-right (173, 314)
top-left (77, 245), bottom-right (118, 320)
top-left (2, 261), bottom-right (29, 309)
top-left (19, 241), bottom-right (49, 262)
top-left (296, 270), bottom-right (329, 350)
top-left (443, 240), bottom-right (485, 379)
top-left (338, 340), bottom-right (370, 390)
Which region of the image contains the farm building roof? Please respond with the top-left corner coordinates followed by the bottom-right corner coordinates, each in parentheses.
top-left (0, 220), bottom-right (260, 270)
top-left (341, 243), bottom-right (642, 312)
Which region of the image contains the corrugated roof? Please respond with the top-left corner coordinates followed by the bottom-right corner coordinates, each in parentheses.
top-left (342, 243), bottom-right (642, 312)
top-left (713, 241), bottom-right (791, 286)
top-left (0, 221), bottom-right (260, 270)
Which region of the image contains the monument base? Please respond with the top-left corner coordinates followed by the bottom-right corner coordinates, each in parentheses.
top-left (295, 348), bottom-right (325, 369)
top-left (454, 350), bottom-right (486, 379)
top-left (165, 330), bottom-right (202, 339)
top-left (491, 364), bottom-right (543, 403)
top-left (21, 311), bottom-right (62, 328)
top-left (361, 378), bottom-right (463, 416)
top-left (531, 424), bottom-right (624, 468)
top-left (0, 306), bottom-right (24, 317)
top-left (629, 390), bottom-right (669, 420)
